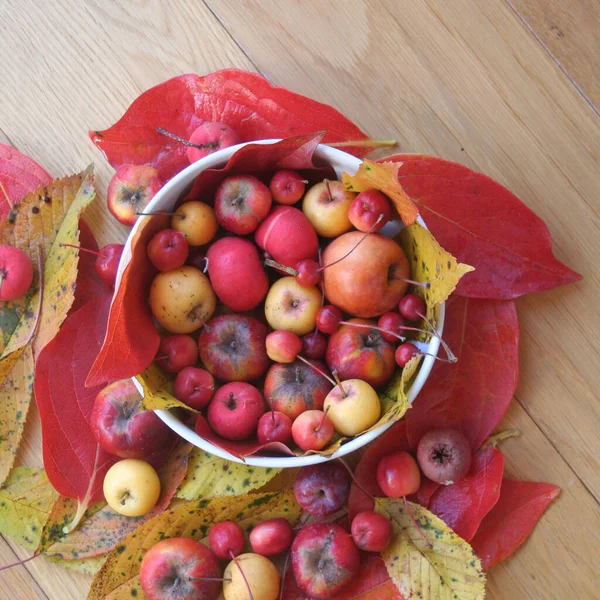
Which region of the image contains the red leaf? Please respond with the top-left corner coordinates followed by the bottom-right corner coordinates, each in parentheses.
top-left (90, 70), bottom-right (373, 181)
top-left (0, 142), bottom-right (51, 218)
top-left (405, 296), bottom-right (519, 450)
top-left (86, 215), bottom-right (166, 387)
top-left (471, 479), bottom-right (560, 569)
top-left (283, 553), bottom-right (402, 600)
top-left (415, 477), bottom-right (440, 509)
top-left (428, 446), bottom-right (504, 541)
top-left (381, 154), bottom-right (582, 298)
top-left (35, 294), bottom-right (117, 504)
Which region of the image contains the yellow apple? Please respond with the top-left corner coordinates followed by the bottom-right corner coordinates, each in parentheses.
top-left (223, 553), bottom-right (280, 600)
top-left (171, 200), bottom-right (218, 246)
top-left (264, 277), bottom-right (321, 336)
top-left (302, 180), bottom-right (355, 238)
top-left (323, 378), bottom-right (381, 436)
top-left (149, 266), bottom-right (216, 334)
top-left (103, 459), bottom-right (161, 517)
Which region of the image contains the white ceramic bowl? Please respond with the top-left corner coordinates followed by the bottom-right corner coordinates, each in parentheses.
top-left (123, 140), bottom-right (444, 468)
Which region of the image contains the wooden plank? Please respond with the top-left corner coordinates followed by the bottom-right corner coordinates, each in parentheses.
top-left (506, 0), bottom-right (600, 111)
top-left (0, 538), bottom-right (49, 600)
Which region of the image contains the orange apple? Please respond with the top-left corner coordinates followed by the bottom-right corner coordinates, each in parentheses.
top-left (171, 200), bottom-right (218, 246)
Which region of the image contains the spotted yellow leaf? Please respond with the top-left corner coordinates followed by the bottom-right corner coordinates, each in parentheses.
top-left (135, 363), bottom-right (197, 412)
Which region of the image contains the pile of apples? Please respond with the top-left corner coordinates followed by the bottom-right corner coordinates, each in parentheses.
top-left (141, 165), bottom-right (429, 454)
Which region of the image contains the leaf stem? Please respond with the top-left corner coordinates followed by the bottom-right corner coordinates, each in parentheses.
top-left (25, 251), bottom-right (44, 346)
top-left (403, 496), bottom-right (433, 550)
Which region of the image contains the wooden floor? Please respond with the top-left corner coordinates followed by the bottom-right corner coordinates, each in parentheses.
top-left (0, 1), bottom-right (599, 598)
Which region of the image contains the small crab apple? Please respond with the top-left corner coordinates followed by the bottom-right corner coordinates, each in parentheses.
top-left (0, 245), bottom-right (33, 301)
top-left (316, 305), bottom-right (343, 335)
top-left (249, 518), bottom-right (293, 556)
top-left (417, 428), bottom-right (472, 485)
top-left (209, 521), bottom-right (245, 560)
top-left (60, 242), bottom-right (125, 288)
top-left (348, 189), bottom-right (391, 232)
top-left (173, 366), bottom-right (215, 410)
top-left (206, 237), bottom-right (268, 312)
top-left (292, 410), bottom-right (334, 452)
top-left (351, 511), bottom-right (393, 552)
top-left (294, 258), bottom-right (321, 288)
top-left (378, 312), bottom-right (406, 343)
top-left (91, 379), bottom-right (169, 459)
top-left (399, 293), bottom-right (427, 321)
top-left (291, 523), bottom-right (360, 599)
top-left (186, 121), bottom-right (240, 163)
top-left (377, 451), bottom-right (421, 498)
top-left (323, 378), bottom-right (381, 437)
top-left (140, 537), bottom-right (222, 600)
top-left (149, 266), bottom-right (216, 334)
top-left (171, 200), bottom-right (219, 247)
top-left (107, 165), bottom-right (162, 226)
top-left (265, 330), bottom-right (302, 363)
top-left (293, 462), bottom-right (351, 516)
top-left (395, 342), bottom-right (420, 367)
top-left (223, 553), bottom-right (280, 600)
top-left (215, 174), bottom-right (272, 235)
top-left (302, 179), bottom-right (355, 238)
top-left (257, 410), bottom-right (293, 445)
top-left (269, 170), bottom-right (307, 205)
top-left (207, 382), bottom-right (265, 441)
top-left (155, 334), bottom-right (198, 373)
top-left (302, 331), bottom-right (327, 359)
top-left (147, 228), bottom-right (189, 271)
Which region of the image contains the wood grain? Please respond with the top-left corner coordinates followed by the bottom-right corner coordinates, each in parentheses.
top-left (0, 0), bottom-right (598, 598)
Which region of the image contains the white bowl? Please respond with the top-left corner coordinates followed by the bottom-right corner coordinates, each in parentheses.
top-left (123, 140), bottom-right (444, 468)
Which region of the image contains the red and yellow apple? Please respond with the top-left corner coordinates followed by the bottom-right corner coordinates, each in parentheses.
top-left (302, 180), bottom-right (355, 237)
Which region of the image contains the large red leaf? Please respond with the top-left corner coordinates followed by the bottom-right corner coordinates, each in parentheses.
top-left (89, 69), bottom-right (374, 180)
top-left (428, 446), bottom-right (504, 541)
top-left (35, 294), bottom-right (117, 505)
top-left (86, 214), bottom-right (166, 387)
top-left (405, 296), bottom-right (519, 450)
top-left (0, 142), bottom-right (51, 218)
top-left (471, 479), bottom-right (560, 570)
top-left (381, 154), bottom-right (582, 298)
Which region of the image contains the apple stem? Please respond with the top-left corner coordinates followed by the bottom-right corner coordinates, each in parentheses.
top-left (296, 355), bottom-right (336, 387)
top-left (416, 311), bottom-right (457, 362)
top-left (202, 256), bottom-right (209, 273)
top-left (332, 370), bottom-right (347, 397)
top-left (403, 496), bottom-right (433, 550)
top-left (154, 355), bottom-right (169, 361)
top-left (317, 214), bottom-right (385, 273)
top-left (135, 211), bottom-right (183, 217)
top-left (389, 275), bottom-right (430, 289)
top-left (156, 127), bottom-right (218, 150)
top-left (59, 242), bottom-right (101, 257)
top-left (278, 551), bottom-right (290, 600)
top-left (324, 179), bottom-right (334, 202)
top-left (188, 576), bottom-right (232, 583)
top-left (338, 320), bottom-right (406, 343)
top-left (316, 406), bottom-right (330, 433)
top-left (301, 179), bottom-right (310, 184)
top-left (230, 551), bottom-right (254, 600)
top-left (336, 457), bottom-right (376, 501)
top-left (263, 257), bottom-right (298, 277)
top-left (271, 407), bottom-right (277, 427)
top-left (0, 553), bottom-right (39, 572)
top-left (24, 251), bottom-right (44, 347)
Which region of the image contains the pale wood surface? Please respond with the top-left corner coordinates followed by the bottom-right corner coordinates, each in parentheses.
top-left (0, 1), bottom-right (599, 598)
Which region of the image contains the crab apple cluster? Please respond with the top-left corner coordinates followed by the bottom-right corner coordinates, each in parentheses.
top-left (135, 162), bottom-right (435, 454)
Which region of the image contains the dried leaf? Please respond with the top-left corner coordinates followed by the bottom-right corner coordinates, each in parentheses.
top-left (135, 364), bottom-right (197, 412)
top-left (342, 160), bottom-right (418, 225)
top-left (377, 498), bottom-right (486, 600)
top-left (482, 429), bottom-right (520, 449)
top-left (176, 447), bottom-right (280, 500)
top-left (0, 467), bottom-right (58, 551)
top-left (88, 491), bottom-right (301, 600)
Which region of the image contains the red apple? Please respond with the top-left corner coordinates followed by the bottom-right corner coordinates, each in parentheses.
top-left (255, 206), bottom-right (319, 269)
top-left (90, 379), bottom-right (169, 459)
top-left (214, 174), bottom-right (272, 235)
top-left (348, 189), bottom-right (391, 232)
top-left (173, 366), bottom-right (215, 410)
top-left (265, 330), bottom-right (302, 363)
top-left (326, 318), bottom-right (396, 387)
top-left (206, 237), bottom-right (268, 311)
top-left (139, 537), bottom-right (221, 600)
top-left (0, 245), bottom-right (33, 301)
top-left (250, 518), bottom-right (293, 556)
top-left (351, 511), bottom-right (393, 552)
top-left (155, 335), bottom-right (198, 373)
top-left (263, 359), bottom-right (332, 420)
top-left (322, 232), bottom-right (410, 318)
top-left (198, 314), bottom-right (269, 382)
top-left (147, 228), bottom-right (189, 271)
top-left (107, 164), bottom-right (162, 226)
top-left (269, 170), bottom-right (307, 205)
top-left (293, 463), bottom-right (351, 516)
top-left (302, 331), bottom-right (328, 359)
top-left (207, 382), bottom-right (265, 441)
top-left (94, 244), bottom-right (124, 288)
top-left (291, 410), bottom-right (334, 452)
top-left (186, 121), bottom-right (240, 163)
top-left (256, 411), bottom-right (293, 445)
top-left (291, 523), bottom-right (360, 599)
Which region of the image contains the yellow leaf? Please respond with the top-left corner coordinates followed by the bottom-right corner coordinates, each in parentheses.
top-left (342, 160), bottom-right (419, 225)
top-left (88, 491), bottom-right (300, 600)
top-left (176, 448), bottom-right (280, 500)
top-left (0, 345), bottom-right (34, 485)
top-left (377, 498), bottom-right (486, 600)
top-left (136, 364), bottom-right (198, 412)
top-left (49, 554), bottom-right (106, 575)
top-left (0, 466), bottom-right (58, 551)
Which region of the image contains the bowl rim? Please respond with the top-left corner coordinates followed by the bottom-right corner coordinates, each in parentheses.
top-left (125, 139), bottom-right (444, 468)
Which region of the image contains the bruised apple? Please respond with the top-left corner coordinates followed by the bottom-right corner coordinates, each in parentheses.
top-left (149, 266), bottom-right (216, 334)
top-left (322, 232), bottom-right (410, 318)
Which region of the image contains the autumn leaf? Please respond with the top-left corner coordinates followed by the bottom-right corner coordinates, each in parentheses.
top-left (470, 479), bottom-right (560, 570)
top-left (377, 498), bottom-right (486, 600)
top-left (0, 142), bottom-right (51, 219)
top-left (381, 154), bottom-right (581, 298)
top-left (89, 69), bottom-right (376, 181)
top-left (135, 364), bottom-right (197, 412)
top-left (88, 491), bottom-right (301, 600)
top-left (0, 467), bottom-right (58, 551)
top-left (49, 554), bottom-right (107, 575)
top-left (176, 448), bottom-right (280, 500)
top-left (342, 160), bottom-right (419, 225)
